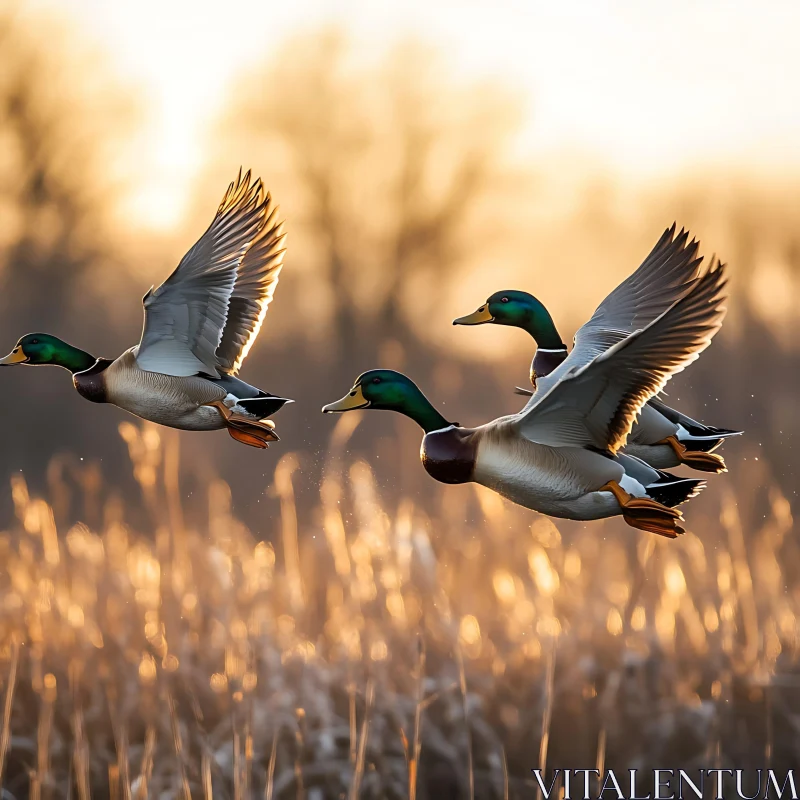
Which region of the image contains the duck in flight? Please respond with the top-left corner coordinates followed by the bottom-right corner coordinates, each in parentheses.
top-left (0, 170), bottom-right (291, 449)
top-left (453, 226), bottom-right (742, 472)
top-left (323, 240), bottom-right (729, 538)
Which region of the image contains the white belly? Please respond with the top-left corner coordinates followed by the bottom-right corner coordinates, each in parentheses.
top-left (472, 439), bottom-right (630, 521)
top-left (627, 403), bottom-right (678, 444)
top-left (103, 354), bottom-right (228, 432)
top-left (116, 397), bottom-right (226, 431)
top-left (621, 441), bottom-right (679, 469)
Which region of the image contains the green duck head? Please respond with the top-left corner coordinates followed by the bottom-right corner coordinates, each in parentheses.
top-left (322, 369), bottom-right (450, 433)
top-left (0, 333), bottom-right (97, 373)
top-left (453, 290), bottom-right (565, 349)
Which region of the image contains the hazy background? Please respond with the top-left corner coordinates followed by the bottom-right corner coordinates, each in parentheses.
top-left (1, 0), bottom-right (797, 528)
top-left (2, 1), bottom-right (800, 793)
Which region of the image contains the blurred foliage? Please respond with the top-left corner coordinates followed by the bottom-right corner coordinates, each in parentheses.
top-left (0, 4), bottom-right (139, 495)
top-left (0, 5), bottom-right (133, 300)
top-left (209, 29), bottom-right (524, 371)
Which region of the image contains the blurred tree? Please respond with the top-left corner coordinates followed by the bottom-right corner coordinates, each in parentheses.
top-left (214, 29), bottom-right (523, 379)
top-left (0, 6), bottom-right (130, 323)
top-left (0, 4), bottom-right (138, 500)
top-left (186, 29), bottom-right (530, 506)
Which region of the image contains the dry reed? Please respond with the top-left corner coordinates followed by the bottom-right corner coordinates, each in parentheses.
top-left (0, 420), bottom-right (797, 798)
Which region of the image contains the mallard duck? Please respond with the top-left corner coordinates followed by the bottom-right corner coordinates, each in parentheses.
top-left (323, 253), bottom-right (729, 538)
top-left (454, 226), bottom-right (742, 472)
top-left (0, 170), bottom-right (291, 449)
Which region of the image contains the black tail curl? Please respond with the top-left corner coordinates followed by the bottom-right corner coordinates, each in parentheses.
top-left (238, 395), bottom-right (293, 419)
top-left (646, 477), bottom-right (706, 507)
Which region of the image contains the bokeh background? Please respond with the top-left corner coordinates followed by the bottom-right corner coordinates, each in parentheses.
top-left (1, 1), bottom-right (799, 797)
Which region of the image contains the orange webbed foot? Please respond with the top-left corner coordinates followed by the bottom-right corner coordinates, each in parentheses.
top-left (206, 400), bottom-right (280, 449)
top-left (659, 435), bottom-right (728, 473)
top-left (599, 480), bottom-right (686, 538)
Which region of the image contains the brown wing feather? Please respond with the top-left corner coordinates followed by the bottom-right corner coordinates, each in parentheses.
top-left (215, 195), bottom-right (286, 375)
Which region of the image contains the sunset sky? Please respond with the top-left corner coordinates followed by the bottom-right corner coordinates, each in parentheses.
top-left (26, 0), bottom-right (800, 229)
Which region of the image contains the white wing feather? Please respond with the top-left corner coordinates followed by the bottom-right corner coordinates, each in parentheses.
top-left (513, 260), bottom-right (728, 454)
top-left (535, 225), bottom-right (704, 396)
top-left (136, 170), bottom-right (272, 377)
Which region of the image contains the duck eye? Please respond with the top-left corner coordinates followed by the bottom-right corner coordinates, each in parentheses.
top-left (501, 297), bottom-right (509, 303)
top-left (30, 339), bottom-right (39, 344)
top-left (372, 377), bottom-right (382, 384)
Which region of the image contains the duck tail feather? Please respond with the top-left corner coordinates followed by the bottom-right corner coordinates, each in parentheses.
top-left (646, 477), bottom-right (706, 508)
top-left (677, 424), bottom-right (743, 443)
top-left (238, 396), bottom-right (294, 418)
top-left (649, 397), bottom-right (743, 442)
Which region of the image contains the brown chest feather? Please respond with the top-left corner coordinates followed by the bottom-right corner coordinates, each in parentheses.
top-left (73, 359), bottom-right (113, 403)
top-left (421, 427), bottom-right (477, 485)
top-left (531, 348), bottom-right (568, 386)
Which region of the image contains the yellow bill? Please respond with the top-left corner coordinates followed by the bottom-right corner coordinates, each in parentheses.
top-left (452, 305), bottom-right (493, 325)
top-left (0, 348), bottom-right (28, 365)
top-left (322, 384), bottom-right (370, 413)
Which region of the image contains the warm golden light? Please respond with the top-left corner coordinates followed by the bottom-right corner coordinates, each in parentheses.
top-left (21, 0), bottom-right (800, 236)
top-left (1, 0), bottom-right (797, 792)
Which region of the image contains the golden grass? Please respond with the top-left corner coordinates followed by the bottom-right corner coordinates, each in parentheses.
top-left (0, 419), bottom-right (798, 798)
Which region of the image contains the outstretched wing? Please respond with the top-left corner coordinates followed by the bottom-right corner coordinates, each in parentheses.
top-left (214, 194), bottom-right (286, 375)
top-left (136, 170), bottom-right (270, 377)
top-left (536, 225), bottom-right (704, 395)
top-left (512, 260), bottom-right (728, 454)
